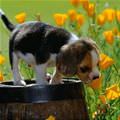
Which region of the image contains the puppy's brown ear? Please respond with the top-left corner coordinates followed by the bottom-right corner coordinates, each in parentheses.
top-left (56, 43), bottom-right (85, 76)
top-left (56, 45), bottom-right (77, 76)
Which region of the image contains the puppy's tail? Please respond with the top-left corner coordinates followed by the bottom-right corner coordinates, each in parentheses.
top-left (0, 9), bottom-right (15, 31)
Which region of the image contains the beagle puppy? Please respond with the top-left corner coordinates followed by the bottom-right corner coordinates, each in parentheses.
top-left (0, 9), bottom-right (100, 85)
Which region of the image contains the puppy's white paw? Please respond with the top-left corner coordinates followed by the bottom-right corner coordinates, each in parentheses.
top-left (14, 80), bottom-right (26, 86)
top-left (36, 79), bottom-right (49, 85)
top-left (49, 79), bottom-right (62, 85)
top-left (46, 73), bottom-right (51, 82)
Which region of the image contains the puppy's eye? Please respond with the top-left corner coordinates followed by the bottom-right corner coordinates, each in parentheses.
top-left (80, 66), bottom-right (89, 73)
top-left (97, 62), bottom-right (100, 69)
top-left (97, 62), bottom-right (99, 66)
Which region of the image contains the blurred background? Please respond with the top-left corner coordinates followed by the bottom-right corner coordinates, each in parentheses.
top-left (0, 1), bottom-right (120, 119)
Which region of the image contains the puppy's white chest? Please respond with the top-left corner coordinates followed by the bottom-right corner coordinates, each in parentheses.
top-left (47, 54), bottom-right (57, 67)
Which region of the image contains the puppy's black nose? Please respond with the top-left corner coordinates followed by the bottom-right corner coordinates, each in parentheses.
top-left (93, 75), bottom-right (99, 80)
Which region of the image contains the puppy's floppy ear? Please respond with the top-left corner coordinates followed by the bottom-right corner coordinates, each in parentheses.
top-left (56, 43), bottom-right (86, 75)
top-left (56, 45), bottom-right (77, 75)
top-left (81, 37), bottom-right (100, 54)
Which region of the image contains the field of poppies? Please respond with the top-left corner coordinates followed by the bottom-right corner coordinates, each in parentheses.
top-left (0, 0), bottom-right (120, 119)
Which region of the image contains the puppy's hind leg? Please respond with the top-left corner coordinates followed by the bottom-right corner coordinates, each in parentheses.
top-left (12, 52), bottom-right (26, 86)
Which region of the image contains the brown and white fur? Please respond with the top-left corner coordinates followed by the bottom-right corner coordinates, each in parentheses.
top-left (0, 9), bottom-right (100, 85)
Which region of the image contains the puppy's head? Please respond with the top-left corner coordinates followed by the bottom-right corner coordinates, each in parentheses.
top-left (76, 38), bottom-right (100, 83)
top-left (57, 37), bottom-right (100, 84)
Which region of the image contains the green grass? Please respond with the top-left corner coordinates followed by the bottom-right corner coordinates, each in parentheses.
top-left (0, 0), bottom-right (120, 52)
top-left (0, 0), bottom-right (120, 119)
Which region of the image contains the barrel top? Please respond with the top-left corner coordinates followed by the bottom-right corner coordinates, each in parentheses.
top-left (0, 78), bottom-right (85, 103)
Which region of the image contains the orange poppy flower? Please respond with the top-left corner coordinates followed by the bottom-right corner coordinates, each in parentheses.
top-left (99, 53), bottom-right (114, 70)
top-left (70, 0), bottom-right (81, 7)
top-left (80, 0), bottom-right (89, 10)
top-left (116, 10), bottom-right (120, 22)
top-left (46, 115), bottom-right (56, 120)
top-left (0, 72), bottom-right (4, 81)
top-left (106, 90), bottom-right (120, 100)
top-left (87, 3), bottom-right (95, 17)
top-left (102, 8), bottom-right (115, 22)
top-left (97, 14), bottom-right (106, 26)
top-left (54, 13), bottom-right (67, 26)
top-left (118, 115), bottom-right (120, 120)
top-left (0, 55), bottom-right (5, 65)
top-left (103, 30), bottom-right (114, 45)
top-left (106, 84), bottom-right (120, 94)
top-left (89, 76), bottom-right (102, 89)
top-left (15, 12), bottom-right (26, 23)
top-left (99, 95), bottom-right (107, 104)
top-left (68, 9), bottom-right (77, 22)
top-left (76, 14), bottom-right (85, 27)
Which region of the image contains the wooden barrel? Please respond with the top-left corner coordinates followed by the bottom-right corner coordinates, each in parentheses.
top-left (0, 79), bottom-right (89, 120)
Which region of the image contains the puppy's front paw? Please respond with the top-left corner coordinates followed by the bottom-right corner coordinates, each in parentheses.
top-left (36, 79), bottom-right (49, 85)
top-left (49, 79), bottom-right (63, 85)
top-left (14, 80), bottom-right (26, 86)
top-left (46, 73), bottom-right (51, 82)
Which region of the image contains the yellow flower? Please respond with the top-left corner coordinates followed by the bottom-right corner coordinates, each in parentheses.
top-left (70, 0), bottom-right (81, 7)
top-left (0, 55), bottom-right (5, 65)
top-left (116, 10), bottom-right (120, 23)
top-left (103, 30), bottom-right (114, 45)
top-left (99, 53), bottom-right (114, 70)
top-left (0, 72), bottom-right (4, 81)
top-left (89, 76), bottom-right (102, 89)
top-left (15, 12), bottom-right (26, 23)
top-left (68, 9), bottom-right (77, 22)
top-left (97, 14), bottom-right (106, 26)
top-left (46, 115), bottom-right (56, 120)
top-left (106, 90), bottom-right (120, 100)
top-left (86, 3), bottom-right (95, 17)
top-left (106, 84), bottom-right (120, 101)
top-left (76, 14), bottom-right (84, 27)
top-left (106, 84), bottom-right (120, 94)
top-left (99, 95), bottom-right (107, 104)
top-left (54, 13), bottom-right (67, 26)
top-left (102, 8), bottom-right (115, 22)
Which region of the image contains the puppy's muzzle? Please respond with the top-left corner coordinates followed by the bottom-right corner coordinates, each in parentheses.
top-left (89, 72), bottom-right (100, 80)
